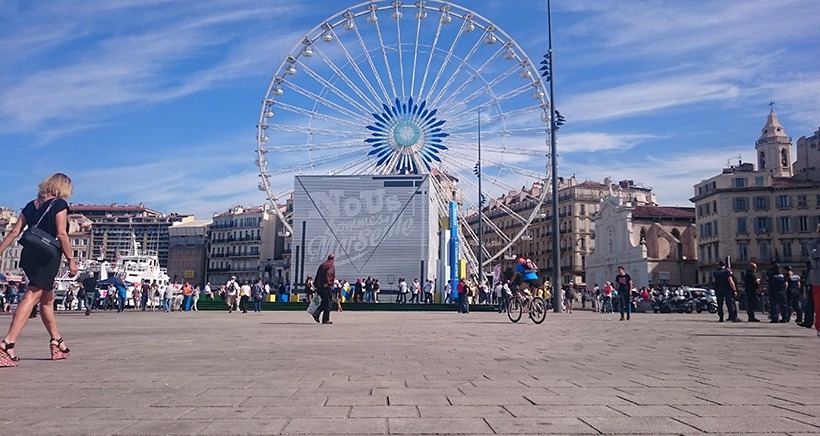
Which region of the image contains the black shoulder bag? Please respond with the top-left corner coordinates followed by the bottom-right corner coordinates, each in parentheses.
top-left (20, 199), bottom-right (62, 259)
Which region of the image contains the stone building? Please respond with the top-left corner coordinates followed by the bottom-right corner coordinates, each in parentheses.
top-left (691, 111), bottom-right (820, 284)
top-left (0, 208), bottom-right (22, 281)
top-left (585, 197), bottom-right (697, 289)
top-left (167, 220), bottom-right (211, 286)
top-left (206, 205), bottom-right (284, 285)
top-left (470, 176), bottom-right (655, 286)
top-left (71, 204), bottom-right (191, 268)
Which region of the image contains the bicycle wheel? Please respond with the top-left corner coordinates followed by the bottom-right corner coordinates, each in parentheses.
top-left (529, 296), bottom-right (547, 324)
top-left (507, 297), bottom-right (523, 323)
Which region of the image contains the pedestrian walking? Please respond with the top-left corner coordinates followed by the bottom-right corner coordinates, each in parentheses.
top-left (614, 266), bottom-right (632, 321)
top-left (409, 278), bottom-right (420, 303)
top-left (742, 263), bottom-right (761, 322)
top-left (311, 254), bottom-right (336, 324)
top-left (713, 261), bottom-right (739, 322)
top-left (0, 173), bottom-right (75, 367)
top-left (225, 276), bottom-right (239, 313)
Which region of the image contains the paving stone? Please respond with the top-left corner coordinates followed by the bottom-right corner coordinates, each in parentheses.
top-left (485, 417), bottom-right (598, 434)
top-left (506, 405), bottom-right (627, 418)
top-left (417, 405), bottom-right (513, 418)
top-left (675, 416), bottom-right (819, 434)
top-left (388, 394), bottom-right (452, 406)
top-left (581, 416), bottom-right (700, 434)
top-left (388, 417), bottom-right (494, 434)
top-left (112, 418), bottom-right (212, 434)
top-left (198, 418), bottom-right (288, 435)
top-left (281, 417), bottom-right (387, 434)
top-left (326, 395), bottom-right (388, 406)
top-left (241, 396), bottom-right (328, 407)
top-left (254, 406), bottom-right (350, 419)
top-left (447, 395), bottom-right (532, 406)
top-left (350, 406), bottom-right (419, 418)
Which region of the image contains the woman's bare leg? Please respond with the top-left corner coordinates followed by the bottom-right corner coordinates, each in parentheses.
top-left (38, 291), bottom-right (62, 343)
top-left (3, 287), bottom-right (43, 350)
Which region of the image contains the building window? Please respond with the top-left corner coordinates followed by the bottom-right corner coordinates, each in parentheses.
top-left (712, 200), bottom-right (717, 214)
top-left (736, 217), bottom-right (747, 234)
top-left (779, 216), bottom-right (791, 233)
top-left (704, 203), bottom-right (711, 215)
top-left (801, 241), bottom-right (810, 257)
top-left (782, 241), bottom-right (793, 260)
top-left (776, 195), bottom-right (791, 209)
top-left (797, 195), bottom-right (808, 208)
top-left (759, 241), bottom-right (770, 262)
top-left (738, 242), bottom-right (748, 262)
top-left (755, 176), bottom-right (764, 186)
top-left (755, 217), bottom-right (771, 233)
top-left (760, 151), bottom-right (766, 169)
top-left (733, 197), bottom-right (748, 211)
top-left (754, 196), bottom-right (769, 211)
top-left (799, 216), bottom-right (810, 232)
top-left (733, 177), bottom-right (746, 188)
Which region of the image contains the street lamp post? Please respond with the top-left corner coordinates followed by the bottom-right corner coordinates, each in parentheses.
top-left (546, 0), bottom-right (562, 312)
top-left (476, 110), bottom-right (484, 283)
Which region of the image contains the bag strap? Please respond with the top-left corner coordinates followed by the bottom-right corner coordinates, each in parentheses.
top-left (32, 198), bottom-right (57, 229)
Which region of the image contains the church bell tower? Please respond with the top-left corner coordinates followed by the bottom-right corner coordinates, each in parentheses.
top-left (755, 109), bottom-right (793, 178)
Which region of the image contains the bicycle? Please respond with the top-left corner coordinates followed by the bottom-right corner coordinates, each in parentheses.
top-left (507, 287), bottom-right (547, 324)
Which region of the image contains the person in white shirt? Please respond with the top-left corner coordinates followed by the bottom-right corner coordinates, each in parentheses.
top-left (423, 279), bottom-right (434, 304)
top-left (203, 282), bottom-right (212, 301)
top-left (239, 281), bottom-right (251, 314)
top-left (225, 276), bottom-right (239, 313)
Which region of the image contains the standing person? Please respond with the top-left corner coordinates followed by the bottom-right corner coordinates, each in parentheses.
top-left (423, 279), bottom-right (434, 304)
top-left (456, 277), bottom-right (469, 314)
top-left (784, 266), bottom-right (803, 324)
top-left (742, 263), bottom-right (761, 322)
top-left (396, 278), bottom-right (408, 304)
top-left (443, 280), bottom-right (453, 304)
top-left (602, 282), bottom-right (614, 314)
top-left (203, 282), bottom-right (212, 301)
top-left (614, 266), bottom-right (633, 321)
top-left (564, 284), bottom-right (576, 314)
top-left (766, 263), bottom-right (788, 323)
top-left (149, 280), bottom-right (159, 311)
top-left (238, 281), bottom-right (251, 314)
top-left (409, 278), bottom-right (420, 303)
top-left (354, 278), bottom-right (364, 303)
top-left (364, 276), bottom-right (373, 303)
top-left (162, 283), bottom-right (172, 312)
top-left (181, 281), bottom-right (193, 311)
top-left (191, 285), bottom-right (200, 311)
top-left (252, 279), bottom-right (264, 313)
top-left (0, 173), bottom-right (76, 367)
top-left (115, 277), bottom-right (128, 313)
top-left (225, 276), bottom-right (239, 313)
top-left (311, 254), bottom-right (336, 324)
top-left (372, 279), bottom-right (380, 303)
top-left (806, 224), bottom-right (820, 336)
top-left (713, 261), bottom-right (739, 323)
top-left (140, 281), bottom-right (150, 311)
top-left (305, 276), bottom-right (316, 303)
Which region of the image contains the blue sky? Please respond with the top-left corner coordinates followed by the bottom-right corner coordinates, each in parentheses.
top-left (1, 0), bottom-right (819, 220)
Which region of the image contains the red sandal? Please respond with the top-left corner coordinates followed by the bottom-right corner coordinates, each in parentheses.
top-left (50, 337), bottom-right (70, 360)
top-left (0, 340), bottom-right (19, 367)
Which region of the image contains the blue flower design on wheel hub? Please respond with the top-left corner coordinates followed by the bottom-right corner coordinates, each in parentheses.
top-left (366, 97), bottom-right (449, 174)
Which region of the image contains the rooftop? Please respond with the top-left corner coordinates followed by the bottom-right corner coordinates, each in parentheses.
top-left (632, 205), bottom-right (695, 219)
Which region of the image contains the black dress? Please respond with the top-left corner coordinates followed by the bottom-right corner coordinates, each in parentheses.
top-left (20, 198), bottom-right (69, 290)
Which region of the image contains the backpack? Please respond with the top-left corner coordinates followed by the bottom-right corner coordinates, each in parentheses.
top-left (525, 259), bottom-right (538, 272)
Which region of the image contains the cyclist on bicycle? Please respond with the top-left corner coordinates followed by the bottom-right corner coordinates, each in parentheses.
top-left (510, 258), bottom-right (540, 297)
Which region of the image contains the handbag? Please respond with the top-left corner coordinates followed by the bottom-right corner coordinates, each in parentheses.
top-left (20, 199), bottom-right (62, 259)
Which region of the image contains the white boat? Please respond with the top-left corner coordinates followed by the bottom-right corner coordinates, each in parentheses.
top-left (112, 236), bottom-right (170, 288)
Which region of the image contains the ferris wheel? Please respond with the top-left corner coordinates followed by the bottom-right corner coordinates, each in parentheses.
top-left (256, 0), bottom-right (552, 270)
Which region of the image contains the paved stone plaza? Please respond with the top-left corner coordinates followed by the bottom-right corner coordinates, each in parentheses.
top-left (0, 308), bottom-right (818, 435)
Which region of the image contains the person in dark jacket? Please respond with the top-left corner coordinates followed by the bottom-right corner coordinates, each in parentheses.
top-left (742, 263), bottom-right (761, 322)
top-left (766, 263), bottom-right (788, 323)
top-left (713, 261), bottom-right (739, 322)
top-left (312, 254), bottom-right (336, 324)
